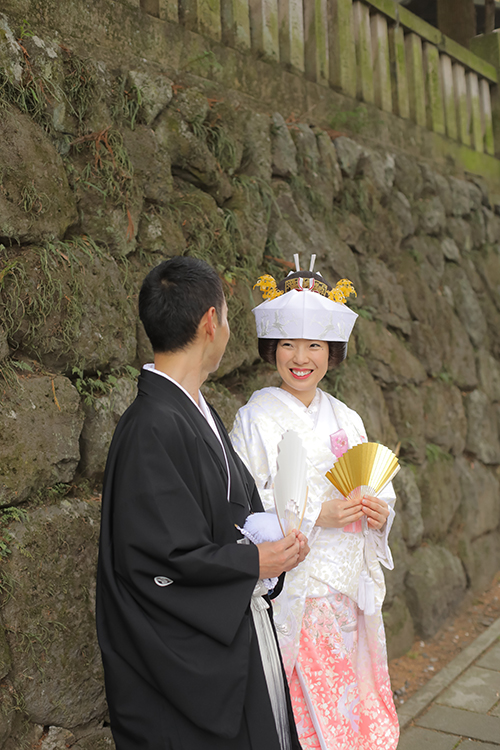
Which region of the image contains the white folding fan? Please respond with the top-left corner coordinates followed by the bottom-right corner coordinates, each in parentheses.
top-left (273, 430), bottom-right (308, 535)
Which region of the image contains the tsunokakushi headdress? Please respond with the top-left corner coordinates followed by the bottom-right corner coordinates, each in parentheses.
top-left (252, 254), bottom-right (358, 342)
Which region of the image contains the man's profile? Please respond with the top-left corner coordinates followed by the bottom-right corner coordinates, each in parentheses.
top-left (96, 256), bottom-right (305, 749)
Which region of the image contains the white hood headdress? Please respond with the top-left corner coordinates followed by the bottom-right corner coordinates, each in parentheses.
top-left (252, 254), bottom-right (358, 342)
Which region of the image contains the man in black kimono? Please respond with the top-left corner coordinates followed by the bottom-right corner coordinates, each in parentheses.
top-left (96, 256), bottom-right (306, 749)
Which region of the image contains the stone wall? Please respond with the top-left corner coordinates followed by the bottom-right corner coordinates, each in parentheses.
top-left (1, 6), bottom-right (500, 747)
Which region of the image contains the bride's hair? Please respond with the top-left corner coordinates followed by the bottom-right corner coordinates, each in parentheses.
top-left (257, 339), bottom-right (347, 369)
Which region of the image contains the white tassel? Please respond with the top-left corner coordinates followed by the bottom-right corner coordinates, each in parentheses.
top-left (309, 254), bottom-right (316, 273)
top-left (358, 570), bottom-right (376, 616)
top-left (294, 253), bottom-right (300, 272)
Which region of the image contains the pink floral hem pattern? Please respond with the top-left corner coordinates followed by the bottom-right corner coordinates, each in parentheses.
top-left (289, 595), bottom-right (399, 750)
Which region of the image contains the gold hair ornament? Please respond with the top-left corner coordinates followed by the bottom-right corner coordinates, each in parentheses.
top-left (253, 275), bottom-right (284, 301)
top-left (328, 279), bottom-right (357, 304)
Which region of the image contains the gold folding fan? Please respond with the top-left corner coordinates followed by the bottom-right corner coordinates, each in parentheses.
top-left (325, 442), bottom-right (400, 499)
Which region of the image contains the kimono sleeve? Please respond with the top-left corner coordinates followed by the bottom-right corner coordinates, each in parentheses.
top-left (231, 407), bottom-right (276, 512)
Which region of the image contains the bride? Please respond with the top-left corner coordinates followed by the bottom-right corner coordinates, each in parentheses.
top-left (231, 257), bottom-right (399, 749)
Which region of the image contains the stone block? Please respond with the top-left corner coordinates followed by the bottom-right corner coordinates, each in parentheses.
top-left (0, 375), bottom-right (83, 506)
top-left (468, 531), bottom-right (500, 591)
top-left (383, 595), bottom-right (415, 661)
top-left (2, 245), bottom-right (136, 373)
top-left (417, 704), bottom-right (500, 743)
top-left (154, 109), bottom-right (233, 205)
top-left (333, 137), bottom-right (364, 179)
top-left (2, 499), bottom-right (106, 727)
top-left (443, 264), bottom-right (488, 349)
top-left (483, 207), bottom-right (500, 243)
top-left (477, 641), bottom-right (500, 671)
top-left (271, 113), bottom-right (298, 178)
top-left (470, 209), bottom-right (487, 248)
top-left (477, 349), bottom-right (500, 402)
top-left (319, 235), bottom-right (361, 293)
top-left (435, 299), bottom-right (478, 390)
top-left (449, 176), bottom-right (473, 217)
top-left (393, 153), bottom-right (424, 200)
top-left (405, 544), bottom-right (466, 638)
top-left (358, 150), bottom-right (395, 194)
top-left (0, 616), bottom-right (11, 681)
top-left (127, 70), bottom-right (173, 125)
top-left (465, 389), bottom-right (500, 465)
top-left (387, 191), bottom-right (415, 239)
top-left (79, 377), bottom-right (137, 481)
top-left (201, 382), bottom-right (242, 431)
top-left (315, 130), bottom-right (343, 199)
top-left (417, 456), bottom-right (462, 543)
top-left (441, 237), bottom-right (460, 262)
top-left (397, 727), bottom-right (458, 750)
top-left (393, 466), bottom-right (424, 549)
top-left (136, 207), bottom-right (187, 257)
top-left (475, 244), bottom-right (500, 312)
top-left (323, 356), bottom-right (397, 449)
top-left (409, 321), bottom-right (443, 378)
top-left (455, 457), bottom-right (500, 541)
top-left (447, 217), bottom-right (472, 252)
top-left (122, 126), bottom-right (173, 205)
top-left (240, 111), bottom-right (273, 181)
top-left (0, 14), bottom-right (24, 85)
top-left (422, 381), bottom-right (467, 456)
top-left (415, 196), bottom-right (446, 235)
top-left (385, 386), bottom-right (425, 464)
top-left (359, 257), bottom-right (411, 334)
top-left (355, 318), bottom-right (427, 387)
top-left (384, 512), bottom-right (409, 606)
top-left (328, 0), bottom-right (356, 98)
top-left (0, 109), bottom-right (77, 245)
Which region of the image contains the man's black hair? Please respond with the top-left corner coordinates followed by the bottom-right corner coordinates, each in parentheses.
top-left (139, 256), bottom-right (225, 353)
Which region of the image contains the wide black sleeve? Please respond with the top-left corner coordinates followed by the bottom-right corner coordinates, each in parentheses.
top-left (97, 406), bottom-right (260, 737)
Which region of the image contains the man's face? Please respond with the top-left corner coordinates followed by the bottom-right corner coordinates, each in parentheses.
top-left (210, 299), bottom-right (230, 372)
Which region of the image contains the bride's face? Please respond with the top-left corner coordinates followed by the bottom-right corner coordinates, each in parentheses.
top-left (276, 339), bottom-right (329, 406)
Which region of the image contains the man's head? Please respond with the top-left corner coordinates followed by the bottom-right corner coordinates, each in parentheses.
top-left (139, 256), bottom-right (225, 353)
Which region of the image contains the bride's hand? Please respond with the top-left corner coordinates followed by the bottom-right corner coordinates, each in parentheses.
top-left (315, 496), bottom-right (363, 529)
top-left (361, 495), bottom-right (389, 530)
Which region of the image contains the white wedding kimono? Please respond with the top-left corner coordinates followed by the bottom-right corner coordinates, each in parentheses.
top-left (231, 387), bottom-right (399, 750)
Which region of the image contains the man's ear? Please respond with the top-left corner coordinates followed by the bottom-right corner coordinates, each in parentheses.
top-left (199, 306), bottom-right (218, 341)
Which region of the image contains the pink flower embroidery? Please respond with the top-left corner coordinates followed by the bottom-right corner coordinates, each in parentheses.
top-left (330, 429), bottom-right (349, 458)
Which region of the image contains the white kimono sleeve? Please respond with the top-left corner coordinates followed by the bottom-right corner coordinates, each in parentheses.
top-left (231, 408), bottom-right (276, 512)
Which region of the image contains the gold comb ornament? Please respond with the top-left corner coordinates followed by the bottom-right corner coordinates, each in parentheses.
top-left (325, 442), bottom-right (400, 504)
top-left (253, 274), bottom-right (284, 301)
top-left (327, 279), bottom-right (357, 304)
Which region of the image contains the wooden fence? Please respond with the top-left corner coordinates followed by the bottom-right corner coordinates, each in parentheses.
top-left (138, 0), bottom-right (498, 157)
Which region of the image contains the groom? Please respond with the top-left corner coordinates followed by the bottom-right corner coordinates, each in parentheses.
top-left (96, 256), bottom-right (307, 749)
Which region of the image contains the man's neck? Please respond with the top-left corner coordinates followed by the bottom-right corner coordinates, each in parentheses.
top-left (153, 350), bottom-right (208, 404)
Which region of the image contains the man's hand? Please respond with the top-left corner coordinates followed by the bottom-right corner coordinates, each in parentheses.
top-left (361, 495), bottom-right (389, 530)
top-left (296, 531), bottom-right (309, 564)
top-left (315, 496), bottom-right (363, 529)
top-left (257, 532), bottom-right (302, 579)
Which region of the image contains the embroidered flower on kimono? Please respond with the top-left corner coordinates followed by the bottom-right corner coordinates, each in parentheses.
top-left (330, 429), bottom-right (349, 459)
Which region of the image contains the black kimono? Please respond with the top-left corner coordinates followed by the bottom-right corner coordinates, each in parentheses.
top-left (96, 369), bottom-right (301, 749)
